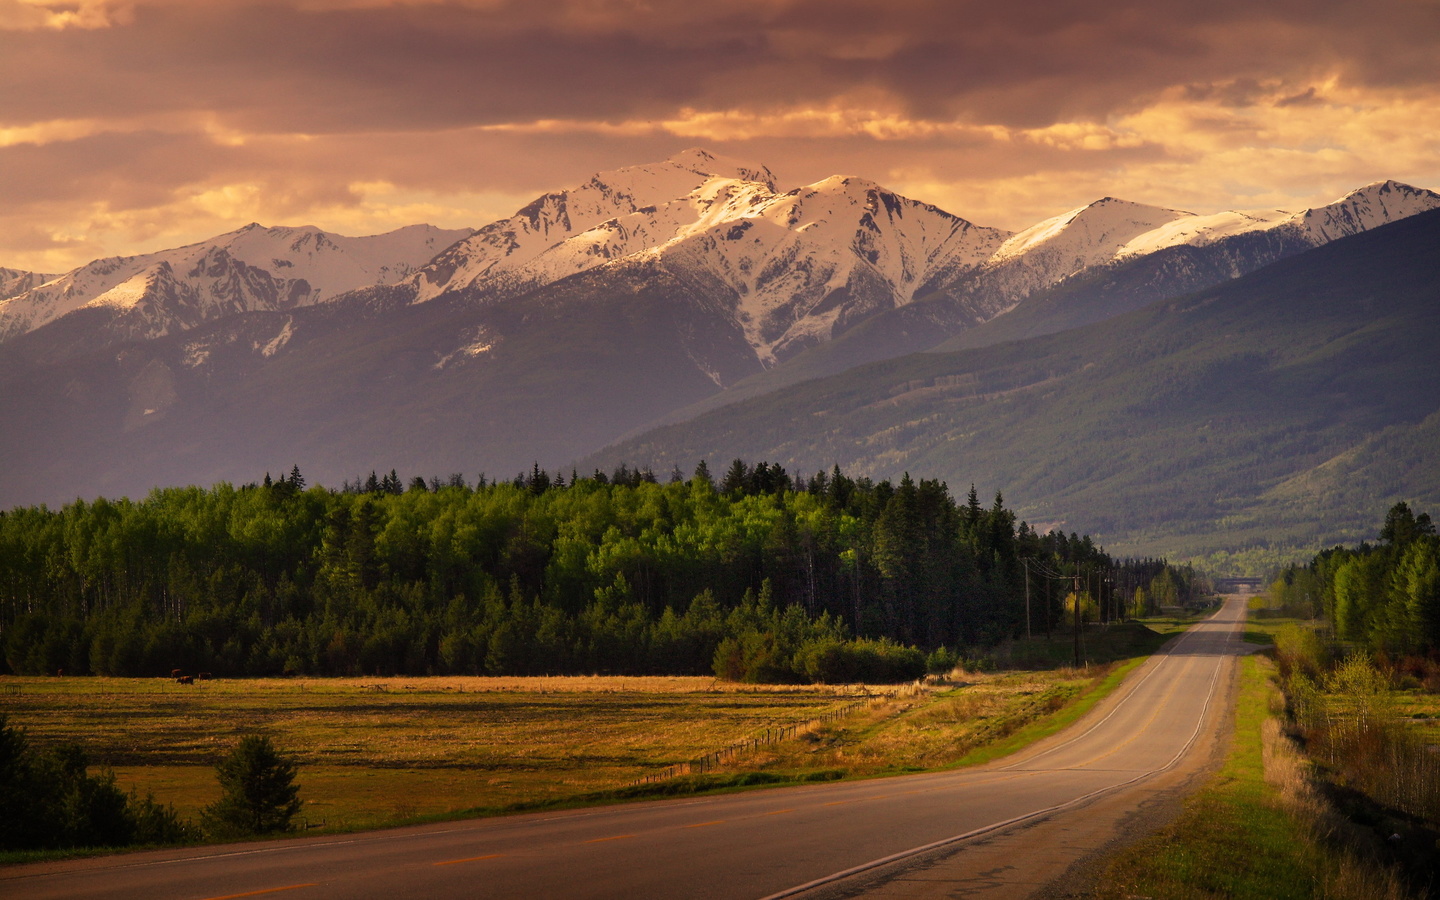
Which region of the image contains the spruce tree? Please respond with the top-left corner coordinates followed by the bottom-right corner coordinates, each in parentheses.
top-left (205, 736), bottom-right (301, 837)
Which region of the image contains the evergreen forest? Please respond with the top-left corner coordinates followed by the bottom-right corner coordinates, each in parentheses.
top-left (0, 462), bottom-right (1198, 683)
top-left (1269, 502), bottom-right (1440, 658)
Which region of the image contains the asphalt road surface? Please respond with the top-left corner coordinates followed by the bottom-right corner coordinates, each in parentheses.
top-left (2, 598), bottom-right (1247, 900)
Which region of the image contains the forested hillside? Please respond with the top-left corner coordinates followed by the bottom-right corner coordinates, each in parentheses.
top-left (588, 208), bottom-right (1440, 560)
top-left (0, 464), bottom-right (1192, 682)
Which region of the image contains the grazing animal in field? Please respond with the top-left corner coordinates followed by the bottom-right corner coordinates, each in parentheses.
top-left (197, 672), bottom-right (212, 680)
top-left (171, 668), bottom-right (184, 678)
top-left (54, 668), bottom-right (64, 677)
top-left (176, 675), bottom-right (194, 685)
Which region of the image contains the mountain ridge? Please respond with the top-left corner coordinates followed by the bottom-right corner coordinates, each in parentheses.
top-left (580, 207), bottom-right (1440, 558)
top-left (1, 152), bottom-right (1438, 544)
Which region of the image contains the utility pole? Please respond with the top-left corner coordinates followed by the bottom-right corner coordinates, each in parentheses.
top-left (1024, 559), bottom-right (1032, 641)
top-left (1073, 569), bottom-right (1082, 667)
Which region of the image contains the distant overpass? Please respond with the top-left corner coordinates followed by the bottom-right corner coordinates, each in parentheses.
top-left (1213, 577), bottom-right (1264, 593)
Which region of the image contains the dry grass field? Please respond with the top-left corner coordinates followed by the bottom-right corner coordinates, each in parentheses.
top-left (0, 621), bottom-right (1192, 837)
top-left (1, 675), bottom-right (873, 831)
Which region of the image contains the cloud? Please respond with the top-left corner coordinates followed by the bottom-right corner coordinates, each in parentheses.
top-left (0, 0), bottom-right (132, 31)
top-left (0, 0), bottom-right (1437, 271)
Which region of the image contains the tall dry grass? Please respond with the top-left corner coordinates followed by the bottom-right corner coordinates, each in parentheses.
top-left (1287, 654), bottom-right (1440, 825)
top-left (1261, 716), bottom-right (1410, 900)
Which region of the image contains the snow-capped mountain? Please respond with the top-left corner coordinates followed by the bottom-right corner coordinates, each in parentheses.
top-left (409, 154), bottom-right (1438, 369)
top-left (0, 223), bottom-right (472, 344)
top-left (413, 150), bottom-right (1009, 362)
top-left (2, 148), bottom-right (1438, 512)
top-left (908, 179), bottom-right (1440, 349)
top-left (1115, 180), bottom-right (1440, 259)
top-left (923, 180), bottom-right (1440, 356)
top-left (654, 176), bottom-right (1007, 360)
top-left (967, 181), bottom-right (1440, 307)
top-left (971, 198), bottom-right (1194, 313)
top-left (412, 148), bottom-right (779, 303)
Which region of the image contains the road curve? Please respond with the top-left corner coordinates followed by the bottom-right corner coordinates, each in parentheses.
top-left (2, 598), bottom-right (1247, 900)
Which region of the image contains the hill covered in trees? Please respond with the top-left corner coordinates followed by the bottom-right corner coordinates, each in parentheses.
top-left (587, 209), bottom-right (1440, 562)
top-left (0, 463), bottom-right (1195, 683)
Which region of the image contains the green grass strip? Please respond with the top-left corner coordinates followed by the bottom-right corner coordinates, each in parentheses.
top-left (1091, 655), bottom-right (1333, 899)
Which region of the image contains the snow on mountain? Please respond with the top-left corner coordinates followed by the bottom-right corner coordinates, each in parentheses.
top-left (977, 198), bottom-right (1193, 306)
top-left (1111, 209), bottom-right (1295, 258)
top-left (653, 176), bottom-right (1009, 360)
top-left (1294, 180), bottom-right (1440, 243)
top-left (1113, 180), bottom-right (1440, 259)
top-left (966, 181), bottom-right (1440, 316)
top-left (413, 154), bottom-right (1009, 362)
top-left (1, 266), bottom-right (54, 303)
top-left (0, 223), bottom-right (472, 343)
top-left (497, 175), bottom-right (782, 296)
top-left (412, 148), bottom-right (779, 302)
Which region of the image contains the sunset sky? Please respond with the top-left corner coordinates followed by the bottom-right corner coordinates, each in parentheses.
top-left (4, 0), bottom-right (1439, 274)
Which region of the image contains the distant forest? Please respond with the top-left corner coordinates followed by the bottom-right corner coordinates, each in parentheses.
top-left (1269, 502), bottom-right (1440, 657)
top-left (0, 462), bottom-right (1202, 682)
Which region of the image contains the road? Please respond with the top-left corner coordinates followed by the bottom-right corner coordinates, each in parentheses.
top-left (1, 598), bottom-right (1247, 900)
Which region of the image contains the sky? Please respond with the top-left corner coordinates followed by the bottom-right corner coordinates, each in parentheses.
top-left (3, 0), bottom-right (1439, 274)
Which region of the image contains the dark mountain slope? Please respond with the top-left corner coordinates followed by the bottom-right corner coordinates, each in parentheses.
top-left (583, 209), bottom-right (1440, 557)
top-left (0, 261), bottom-right (759, 507)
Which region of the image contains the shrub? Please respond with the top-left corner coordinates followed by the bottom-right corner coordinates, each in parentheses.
top-left (0, 714), bottom-right (192, 850)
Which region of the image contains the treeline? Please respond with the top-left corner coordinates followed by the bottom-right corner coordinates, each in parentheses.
top-left (1270, 502), bottom-right (1440, 657)
top-left (2, 461), bottom-right (1177, 682)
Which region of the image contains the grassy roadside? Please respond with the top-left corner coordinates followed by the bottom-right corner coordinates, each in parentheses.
top-left (1087, 653), bottom-right (1411, 899)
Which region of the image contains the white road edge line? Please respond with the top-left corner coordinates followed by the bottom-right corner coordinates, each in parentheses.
top-left (759, 603), bottom-right (1238, 900)
top-left (1000, 603), bottom-right (1223, 771)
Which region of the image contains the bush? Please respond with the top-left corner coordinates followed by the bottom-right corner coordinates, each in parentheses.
top-left (204, 735), bottom-right (303, 837)
top-left (1273, 623), bottom-right (1328, 683)
top-left (0, 714), bottom-right (193, 850)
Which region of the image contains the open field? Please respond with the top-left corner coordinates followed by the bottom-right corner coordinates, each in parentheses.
top-left (0, 614), bottom-right (1205, 843)
top-left (1, 675), bottom-right (872, 832)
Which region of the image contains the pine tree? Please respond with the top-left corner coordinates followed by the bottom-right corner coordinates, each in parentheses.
top-left (204, 736), bottom-right (301, 836)
top-left (721, 459), bottom-right (749, 496)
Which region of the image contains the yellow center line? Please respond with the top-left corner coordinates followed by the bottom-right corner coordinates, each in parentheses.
top-left (200, 885), bottom-right (317, 900)
top-left (822, 800), bottom-right (853, 807)
top-left (433, 853), bottom-right (505, 866)
top-left (584, 834), bottom-right (635, 844)
top-left (763, 808), bottom-right (794, 815)
top-left (684, 820), bottom-right (726, 828)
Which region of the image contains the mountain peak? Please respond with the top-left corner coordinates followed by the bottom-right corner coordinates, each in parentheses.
top-left (1300, 179), bottom-right (1440, 243)
top-left (990, 197), bottom-right (1189, 268)
top-left (660, 147), bottom-right (779, 191)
